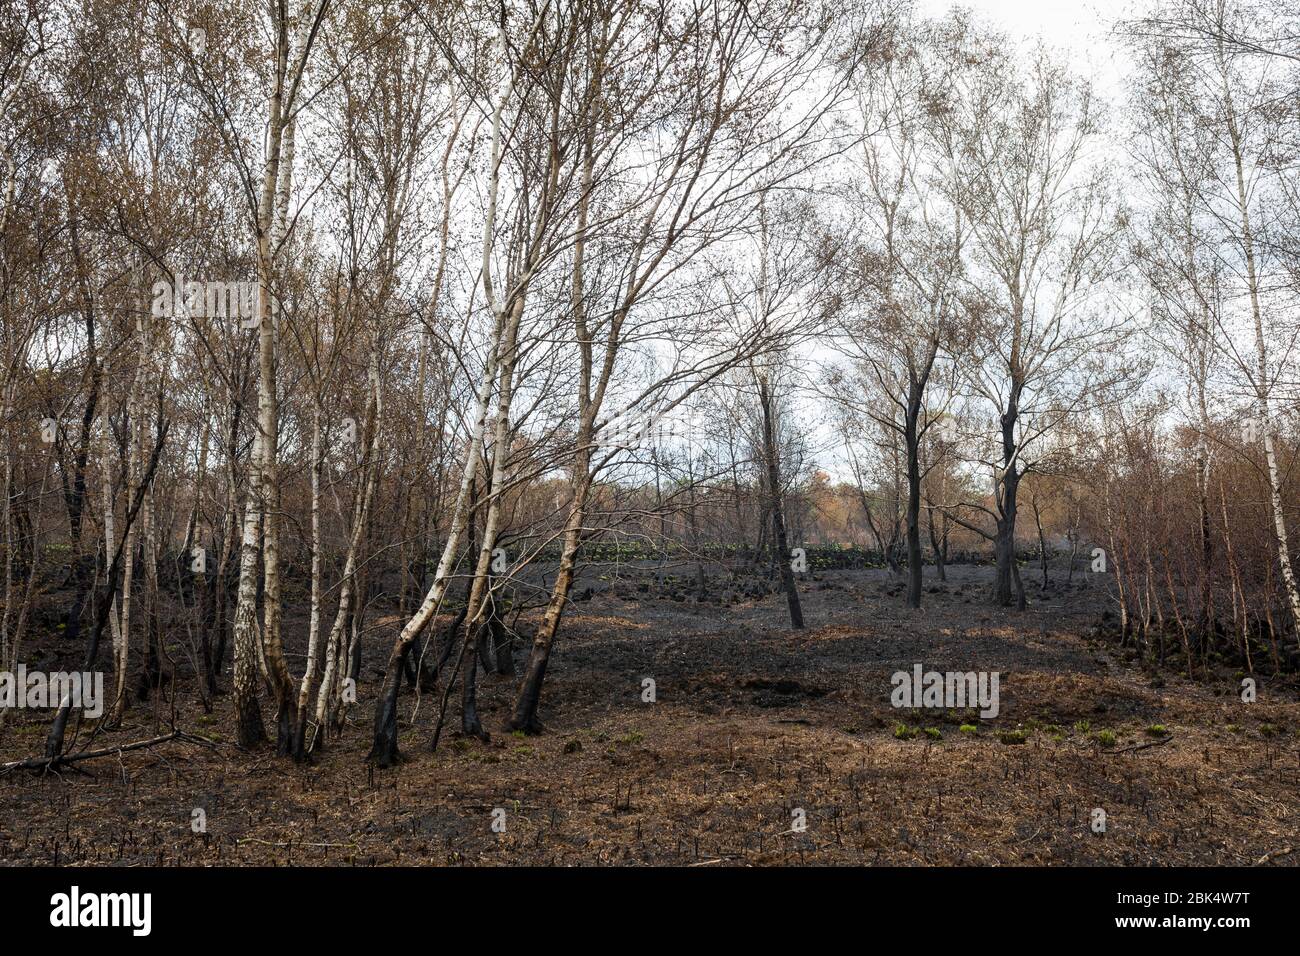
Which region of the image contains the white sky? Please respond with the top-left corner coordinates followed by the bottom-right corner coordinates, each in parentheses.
top-left (915, 0), bottom-right (1141, 105)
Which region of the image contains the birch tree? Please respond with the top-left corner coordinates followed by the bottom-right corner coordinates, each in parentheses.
top-left (509, 0), bottom-right (881, 733)
top-left (826, 16), bottom-right (970, 609)
top-left (941, 24), bottom-right (1132, 608)
top-left (1127, 0), bottom-right (1300, 641)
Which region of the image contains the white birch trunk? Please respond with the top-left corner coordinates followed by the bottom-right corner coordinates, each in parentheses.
top-left (1220, 49), bottom-right (1300, 644)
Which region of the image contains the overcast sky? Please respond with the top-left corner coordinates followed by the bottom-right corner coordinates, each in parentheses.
top-left (916, 0), bottom-right (1140, 105)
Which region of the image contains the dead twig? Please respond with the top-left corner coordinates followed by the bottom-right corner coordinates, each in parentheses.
top-left (1103, 735), bottom-right (1174, 755)
top-left (1257, 846), bottom-right (1296, 865)
top-left (0, 730), bottom-right (214, 775)
top-left (237, 839), bottom-right (357, 849)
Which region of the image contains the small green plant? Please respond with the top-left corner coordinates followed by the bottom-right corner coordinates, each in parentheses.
top-left (997, 729), bottom-right (1030, 745)
top-left (615, 731), bottom-right (644, 745)
top-left (563, 738), bottom-right (582, 754)
top-left (1225, 723), bottom-right (1242, 734)
top-left (893, 723), bottom-right (919, 740)
top-left (1145, 724), bottom-right (1169, 737)
top-left (1073, 720), bottom-right (1091, 734)
top-left (959, 724), bottom-right (978, 735)
top-left (1259, 723), bottom-right (1280, 738)
top-left (923, 727), bottom-right (942, 740)
top-left (1095, 730), bottom-right (1116, 748)
top-left (512, 729), bottom-right (526, 739)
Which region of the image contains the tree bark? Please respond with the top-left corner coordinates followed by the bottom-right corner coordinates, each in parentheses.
top-left (758, 376), bottom-right (803, 629)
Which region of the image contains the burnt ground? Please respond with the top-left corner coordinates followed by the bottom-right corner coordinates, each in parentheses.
top-left (1, 562), bottom-right (1298, 866)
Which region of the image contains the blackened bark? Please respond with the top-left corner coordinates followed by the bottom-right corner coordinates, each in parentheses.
top-left (759, 379), bottom-right (803, 629)
top-left (926, 498), bottom-right (947, 582)
top-left (1033, 495), bottom-right (1049, 589)
top-left (368, 641), bottom-right (410, 767)
top-left (993, 383), bottom-right (1026, 610)
top-left (512, 645), bottom-right (551, 735)
top-left (490, 605), bottom-right (513, 675)
top-left (904, 385), bottom-right (923, 610)
top-left (510, 490), bottom-right (586, 735)
top-left (45, 419), bottom-right (169, 759)
top-left (1196, 459), bottom-right (1213, 654)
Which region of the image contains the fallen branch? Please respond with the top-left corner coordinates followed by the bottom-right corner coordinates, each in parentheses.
top-left (0, 730), bottom-right (214, 775)
top-left (1257, 846), bottom-right (1296, 866)
top-left (1103, 735), bottom-right (1174, 755)
top-left (237, 839), bottom-right (357, 849)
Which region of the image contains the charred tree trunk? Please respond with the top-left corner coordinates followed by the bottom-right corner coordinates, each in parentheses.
top-left (511, 431), bottom-right (593, 735)
top-left (926, 494), bottom-right (947, 583)
top-left (993, 384), bottom-right (1026, 610)
top-left (45, 420), bottom-right (168, 760)
top-left (758, 377), bottom-right (803, 629)
top-left (903, 386), bottom-right (923, 609)
top-left (1032, 493), bottom-right (1049, 590)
